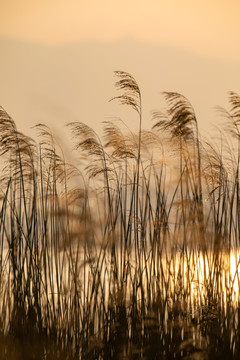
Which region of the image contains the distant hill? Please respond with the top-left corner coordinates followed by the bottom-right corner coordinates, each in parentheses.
top-left (0, 37), bottom-right (239, 141)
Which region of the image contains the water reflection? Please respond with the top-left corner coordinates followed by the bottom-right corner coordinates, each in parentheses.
top-left (2, 241), bottom-right (240, 358)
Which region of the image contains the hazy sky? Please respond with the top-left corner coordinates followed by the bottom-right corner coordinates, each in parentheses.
top-left (1, 0), bottom-right (240, 60)
top-left (1, 0), bottom-right (240, 143)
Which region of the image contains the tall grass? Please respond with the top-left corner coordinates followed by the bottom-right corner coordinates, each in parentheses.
top-left (0, 73), bottom-right (240, 359)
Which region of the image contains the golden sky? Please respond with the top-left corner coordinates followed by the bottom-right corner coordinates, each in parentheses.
top-left (1, 0), bottom-right (240, 60)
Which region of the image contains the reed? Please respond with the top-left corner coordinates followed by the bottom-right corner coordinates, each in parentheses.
top-left (0, 74), bottom-right (239, 359)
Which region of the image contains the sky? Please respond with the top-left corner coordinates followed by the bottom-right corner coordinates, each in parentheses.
top-left (0, 0), bottom-right (240, 143)
top-left (1, 0), bottom-right (240, 60)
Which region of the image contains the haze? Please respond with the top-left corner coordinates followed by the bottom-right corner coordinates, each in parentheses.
top-left (2, 0), bottom-right (240, 60)
top-left (1, 0), bottom-right (240, 140)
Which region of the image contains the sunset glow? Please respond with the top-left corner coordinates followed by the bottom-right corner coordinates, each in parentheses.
top-left (1, 0), bottom-right (240, 59)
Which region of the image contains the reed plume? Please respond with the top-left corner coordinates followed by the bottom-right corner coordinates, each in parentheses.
top-left (0, 77), bottom-right (239, 359)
